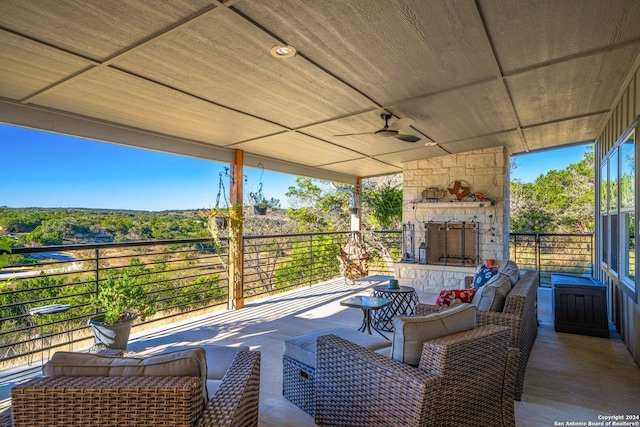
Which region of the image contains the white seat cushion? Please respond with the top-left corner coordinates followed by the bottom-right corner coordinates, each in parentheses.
top-left (472, 272), bottom-right (512, 311)
top-left (499, 260), bottom-right (521, 286)
top-left (391, 303), bottom-right (477, 367)
top-left (159, 344), bottom-right (249, 380)
top-left (284, 327), bottom-right (391, 368)
top-left (204, 345), bottom-right (250, 380)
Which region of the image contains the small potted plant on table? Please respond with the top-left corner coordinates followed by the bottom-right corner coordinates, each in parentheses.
top-left (88, 272), bottom-right (156, 351)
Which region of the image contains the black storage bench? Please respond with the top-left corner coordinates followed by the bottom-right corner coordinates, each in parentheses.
top-left (552, 273), bottom-right (609, 338)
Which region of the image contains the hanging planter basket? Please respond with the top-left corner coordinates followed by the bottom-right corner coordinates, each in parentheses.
top-left (338, 233), bottom-right (370, 285)
top-left (215, 216), bottom-right (229, 230)
top-left (253, 205), bottom-right (267, 215)
top-left (248, 163), bottom-right (270, 216)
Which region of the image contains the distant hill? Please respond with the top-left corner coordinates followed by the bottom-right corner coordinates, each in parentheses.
top-left (0, 206), bottom-right (296, 247)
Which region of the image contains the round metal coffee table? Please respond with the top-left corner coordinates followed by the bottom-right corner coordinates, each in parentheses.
top-left (371, 285), bottom-right (419, 332)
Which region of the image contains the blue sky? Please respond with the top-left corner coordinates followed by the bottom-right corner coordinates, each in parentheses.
top-left (1, 124), bottom-right (590, 211)
top-left (511, 144), bottom-right (591, 183)
top-left (1, 124), bottom-right (297, 211)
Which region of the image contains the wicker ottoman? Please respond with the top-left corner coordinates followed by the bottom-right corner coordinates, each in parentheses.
top-left (283, 327), bottom-right (391, 415)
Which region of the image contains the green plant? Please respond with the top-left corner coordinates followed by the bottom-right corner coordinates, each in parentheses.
top-left (202, 203), bottom-right (244, 263)
top-left (248, 189), bottom-right (268, 207)
top-left (363, 182), bottom-right (402, 230)
top-left (93, 273), bottom-right (156, 323)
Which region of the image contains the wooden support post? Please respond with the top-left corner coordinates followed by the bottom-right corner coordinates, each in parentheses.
top-left (229, 150), bottom-right (244, 310)
top-left (351, 177), bottom-right (362, 232)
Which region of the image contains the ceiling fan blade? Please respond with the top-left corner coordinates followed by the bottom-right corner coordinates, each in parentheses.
top-left (334, 131), bottom-right (375, 137)
top-left (395, 134), bottom-right (421, 143)
top-left (388, 117), bottom-right (414, 131)
top-left (375, 129), bottom-right (398, 137)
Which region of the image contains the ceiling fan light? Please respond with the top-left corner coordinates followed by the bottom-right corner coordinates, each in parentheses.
top-left (270, 45), bottom-right (297, 58)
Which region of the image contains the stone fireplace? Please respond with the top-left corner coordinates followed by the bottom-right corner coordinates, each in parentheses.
top-left (394, 146), bottom-right (510, 293)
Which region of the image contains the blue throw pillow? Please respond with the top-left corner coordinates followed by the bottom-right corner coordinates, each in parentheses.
top-left (473, 266), bottom-right (498, 288)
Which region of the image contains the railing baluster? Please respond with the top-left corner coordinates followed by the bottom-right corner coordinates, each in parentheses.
top-left (94, 248), bottom-right (99, 316)
top-left (309, 234), bottom-right (313, 287)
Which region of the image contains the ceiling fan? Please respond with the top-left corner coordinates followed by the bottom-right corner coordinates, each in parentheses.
top-left (334, 112), bottom-right (421, 143)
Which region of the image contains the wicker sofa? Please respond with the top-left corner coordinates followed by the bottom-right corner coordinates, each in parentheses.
top-left (416, 262), bottom-right (539, 400)
top-left (0, 348), bottom-right (261, 427)
top-left (314, 325), bottom-right (518, 427)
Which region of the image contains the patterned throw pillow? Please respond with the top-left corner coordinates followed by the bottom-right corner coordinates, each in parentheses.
top-left (473, 264), bottom-right (498, 288)
top-left (435, 288), bottom-right (477, 306)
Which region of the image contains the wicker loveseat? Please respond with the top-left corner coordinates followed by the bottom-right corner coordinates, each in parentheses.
top-left (416, 262), bottom-right (539, 400)
top-left (314, 325), bottom-right (518, 427)
top-left (0, 347), bottom-right (261, 427)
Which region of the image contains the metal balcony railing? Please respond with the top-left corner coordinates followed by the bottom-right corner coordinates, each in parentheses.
top-left (0, 230), bottom-right (591, 368)
top-left (510, 232), bottom-right (594, 287)
top-left (0, 238), bottom-right (229, 368)
top-left (0, 231), bottom-right (400, 368)
top-left (242, 230), bottom-right (402, 298)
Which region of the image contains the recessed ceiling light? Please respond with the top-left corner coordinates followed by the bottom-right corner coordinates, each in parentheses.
top-left (271, 45), bottom-right (297, 58)
top-left (424, 141), bottom-right (438, 147)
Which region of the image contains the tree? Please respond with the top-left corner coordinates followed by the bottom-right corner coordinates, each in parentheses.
top-left (362, 175), bottom-right (403, 230)
top-left (509, 181), bottom-right (555, 232)
top-left (284, 175), bottom-right (404, 232)
top-left (510, 147), bottom-right (595, 233)
top-left (285, 177), bottom-right (350, 232)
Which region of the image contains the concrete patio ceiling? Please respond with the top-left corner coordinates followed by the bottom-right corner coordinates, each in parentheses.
top-left (1, 0), bottom-right (639, 184)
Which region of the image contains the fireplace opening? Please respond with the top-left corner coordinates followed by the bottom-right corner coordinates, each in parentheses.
top-left (425, 221), bottom-right (479, 266)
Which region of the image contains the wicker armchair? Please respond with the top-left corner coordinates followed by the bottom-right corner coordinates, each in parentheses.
top-left (416, 269), bottom-right (539, 400)
top-left (314, 325), bottom-right (518, 427)
top-left (0, 350), bottom-right (261, 427)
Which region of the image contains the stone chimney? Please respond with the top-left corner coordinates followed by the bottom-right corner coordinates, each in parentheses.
top-left (395, 146), bottom-right (510, 292)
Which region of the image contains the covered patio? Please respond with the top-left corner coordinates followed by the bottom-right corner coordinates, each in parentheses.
top-left (1, 1), bottom-right (640, 423)
top-left (1, 276), bottom-right (638, 426)
top-left (2, 0), bottom-right (639, 350)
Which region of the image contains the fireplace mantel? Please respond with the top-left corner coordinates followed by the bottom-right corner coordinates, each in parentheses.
top-left (410, 201), bottom-right (494, 208)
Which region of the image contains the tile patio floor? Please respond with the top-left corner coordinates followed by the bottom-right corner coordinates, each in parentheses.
top-left (1, 275), bottom-right (638, 426)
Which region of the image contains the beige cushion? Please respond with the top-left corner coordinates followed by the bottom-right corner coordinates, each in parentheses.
top-left (43, 347), bottom-right (208, 408)
top-left (472, 272), bottom-right (512, 311)
top-left (499, 260), bottom-right (521, 286)
top-left (164, 344), bottom-right (249, 380)
top-left (204, 345), bottom-right (249, 380)
top-left (391, 303), bottom-right (477, 367)
top-left (284, 327), bottom-right (391, 368)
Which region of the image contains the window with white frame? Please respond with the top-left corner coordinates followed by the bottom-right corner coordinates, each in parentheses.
top-left (600, 125), bottom-right (636, 293)
top-left (620, 136), bottom-right (635, 282)
top-left (600, 162), bottom-right (609, 268)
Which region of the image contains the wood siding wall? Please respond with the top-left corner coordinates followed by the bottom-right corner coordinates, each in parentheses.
top-left (595, 63), bottom-right (640, 365)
